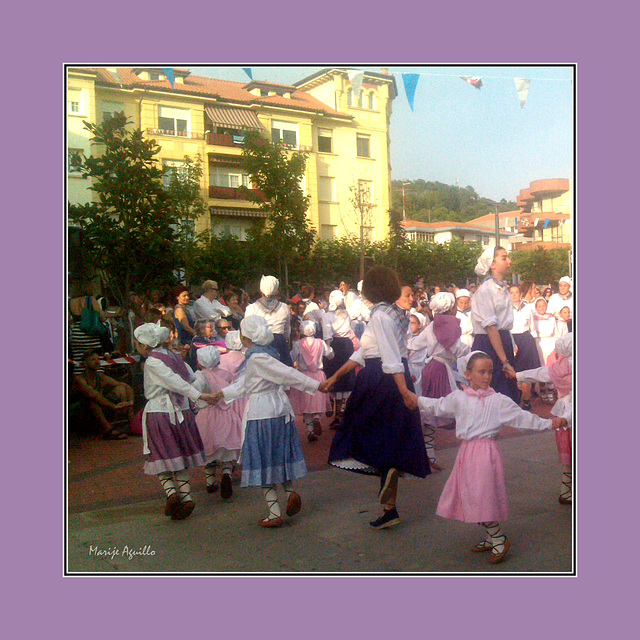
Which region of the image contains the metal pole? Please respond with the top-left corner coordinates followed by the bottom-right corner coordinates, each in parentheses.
top-left (495, 204), bottom-right (500, 246)
top-left (402, 183), bottom-right (406, 220)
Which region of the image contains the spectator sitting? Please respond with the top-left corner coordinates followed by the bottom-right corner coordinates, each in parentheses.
top-left (193, 280), bottom-right (232, 322)
top-left (223, 290), bottom-right (245, 329)
top-left (68, 281), bottom-right (108, 374)
top-left (70, 350), bottom-right (134, 439)
top-left (189, 319), bottom-right (218, 368)
top-left (214, 317), bottom-right (233, 345)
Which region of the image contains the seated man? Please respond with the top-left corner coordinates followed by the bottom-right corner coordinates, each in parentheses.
top-left (70, 350), bottom-right (134, 439)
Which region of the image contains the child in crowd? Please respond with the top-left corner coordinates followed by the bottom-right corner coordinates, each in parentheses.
top-left (193, 346), bottom-right (243, 500)
top-left (530, 297), bottom-right (558, 401)
top-left (290, 320), bottom-right (334, 442)
top-left (556, 305), bottom-right (572, 338)
top-left (214, 316), bottom-right (328, 528)
top-left (133, 323), bottom-right (217, 520)
top-left (510, 333), bottom-right (573, 504)
top-left (407, 309), bottom-right (429, 390)
top-left (412, 292), bottom-right (470, 471)
top-left (419, 351), bottom-right (566, 564)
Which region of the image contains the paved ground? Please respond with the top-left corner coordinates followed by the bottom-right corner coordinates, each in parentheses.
top-left (67, 397), bottom-right (573, 574)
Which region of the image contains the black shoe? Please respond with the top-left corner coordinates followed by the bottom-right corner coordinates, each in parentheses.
top-left (521, 400), bottom-right (532, 412)
top-left (369, 507), bottom-right (401, 529)
top-left (220, 474), bottom-right (233, 500)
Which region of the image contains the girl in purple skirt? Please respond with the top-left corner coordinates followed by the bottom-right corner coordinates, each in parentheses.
top-left (419, 351), bottom-right (567, 565)
top-left (134, 324), bottom-right (217, 521)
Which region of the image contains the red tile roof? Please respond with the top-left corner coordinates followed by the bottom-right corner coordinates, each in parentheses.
top-left (79, 67), bottom-right (348, 118)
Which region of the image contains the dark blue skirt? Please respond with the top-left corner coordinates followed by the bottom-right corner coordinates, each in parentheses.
top-left (472, 331), bottom-right (519, 402)
top-left (513, 332), bottom-right (541, 372)
top-left (328, 358), bottom-right (430, 478)
top-left (271, 332), bottom-right (294, 367)
top-left (323, 336), bottom-right (355, 392)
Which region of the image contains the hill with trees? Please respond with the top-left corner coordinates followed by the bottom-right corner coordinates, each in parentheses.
top-left (391, 179), bottom-right (517, 224)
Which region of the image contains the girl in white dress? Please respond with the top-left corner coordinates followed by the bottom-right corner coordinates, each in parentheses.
top-left (455, 289), bottom-right (474, 348)
top-left (419, 351), bottom-right (566, 564)
top-left (530, 297), bottom-right (559, 402)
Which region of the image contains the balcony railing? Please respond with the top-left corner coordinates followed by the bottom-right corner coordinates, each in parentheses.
top-left (206, 132), bottom-right (246, 147)
top-left (209, 185), bottom-right (266, 201)
top-left (147, 128), bottom-right (204, 140)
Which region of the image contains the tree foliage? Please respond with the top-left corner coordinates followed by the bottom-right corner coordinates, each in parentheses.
top-left (509, 247), bottom-right (571, 285)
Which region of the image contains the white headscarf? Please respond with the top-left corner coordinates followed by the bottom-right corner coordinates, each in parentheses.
top-left (357, 280), bottom-right (363, 293)
top-left (475, 247), bottom-right (495, 277)
top-left (300, 320), bottom-right (316, 337)
top-left (240, 315), bottom-right (274, 346)
top-left (429, 291), bottom-right (456, 315)
top-left (559, 276), bottom-right (572, 289)
top-left (410, 309), bottom-right (427, 328)
top-left (457, 350), bottom-right (490, 376)
top-left (134, 323), bottom-right (165, 347)
top-left (260, 275), bottom-right (279, 297)
top-left (328, 289), bottom-right (346, 312)
top-left (455, 288), bottom-right (470, 299)
top-left (555, 333), bottom-right (572, 359)
top-left (225, 330), bottom-right (243, 351)
top-left (197, 345), bottom-right (221, 370)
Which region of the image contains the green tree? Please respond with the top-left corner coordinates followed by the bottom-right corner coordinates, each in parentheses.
top-left (241, 132), bottom-right (315, 295)
top-left (510, 247), bottom-right (571, 284)
top-left (68, 113), bottom-right (181, 309)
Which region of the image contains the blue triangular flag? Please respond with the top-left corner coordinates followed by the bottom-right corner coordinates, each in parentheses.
top-left (543, 218), bottom-right (550, 229)
top-left (162, 68), bottom-right (175, 89)
top-left (402, 73), bottom-right (420, 111)
top-left (242, 68), bottom-right (253, 80)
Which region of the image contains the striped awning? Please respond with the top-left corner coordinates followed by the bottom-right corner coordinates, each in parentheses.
top-left (210, 207), bottom-right (268, 219)
top-left (205, 104), bottom-right (262, 131)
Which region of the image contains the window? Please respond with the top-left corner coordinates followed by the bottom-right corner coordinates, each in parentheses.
top-left (356, 134), bottom-right (371, 158)
top-left (162, 160), bottom-right (187, 188)
top-left (357, 180), bottom-right (374, 203)
top-left (318, 176), bottom-right (336, 202)
top-left (149, 71), bottom-right (162, 81)
top-left (158, 106), bottom-right (190, 136)
top-left (368, 91), bottom-right (376, 110)
top-left (210, 166), bottom-right (251, 188)
top-left (102, 101), bottom-right (124, 122)
top-left (68, 89), bottom-right (83, 115)
top-left (271, 120), bottom-right (298, 148)
top-left (347, 88), bottom-right (354, 106)
top-left (357, 91), bottom-right (364, 108)
top-left (68, 148), bottom-right (84, 174)
top-left (318, 128), bottom-right (333, 153)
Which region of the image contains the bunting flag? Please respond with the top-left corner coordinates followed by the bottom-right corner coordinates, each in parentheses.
top-left (348, 69), bottom-right (365, 97)
top-left (533, 218), bottom-right (539, 227)
top-left (515, 217), bottom-right (518, 231)
top-left (461, 76), bottom-right (483, 90)
top-left (242, 68), bottom-right (253, 80)
top-left (162, 68), bottom-right (175, 89)
top-left (514, 78), bottom-right (532, 109)
top-left (402, 73), bottom-right (420, 111)
top-left (543, 218), bottom-right (551, 229)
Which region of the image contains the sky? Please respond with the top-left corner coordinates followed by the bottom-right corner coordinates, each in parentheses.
top-left (188, 65), bottom-right (573, 203)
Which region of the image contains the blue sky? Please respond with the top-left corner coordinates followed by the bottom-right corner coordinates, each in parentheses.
top-left (190, 65), bottom-right (574, 203)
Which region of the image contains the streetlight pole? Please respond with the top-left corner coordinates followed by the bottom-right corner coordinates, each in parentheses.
top-left (402, 181), bottom-right (411, 220)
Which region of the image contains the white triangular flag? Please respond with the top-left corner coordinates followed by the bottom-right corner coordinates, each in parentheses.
top-left (514, 78), bottom-right (531, 109)
top-left (348, 70), bottom-right (365, 97)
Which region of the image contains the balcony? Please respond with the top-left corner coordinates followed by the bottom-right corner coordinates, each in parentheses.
top-left (208, 185), bottom-right (266, 201)
top-left (206, 132), bottom-right (246, 148)
top-left (147, 128), bottom-right (204, 140)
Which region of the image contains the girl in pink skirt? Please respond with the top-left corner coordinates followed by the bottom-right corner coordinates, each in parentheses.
top-left (419, 351), bottom-right (567, 564)
top-left (289, 321), bottom-right (334, 442)
top-left (193, 346), bottom-right (243, 500)
top-left (513, 333), bottom-right (573, 504)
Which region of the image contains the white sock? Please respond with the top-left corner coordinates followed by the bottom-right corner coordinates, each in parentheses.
top-left (261, 485), bottom-right (281, 520)
top-left (158, 471), bottom-right (177, 497)
top-left (174, 469), bottom-right (193, 503)
top-left (561, 466), bottom-right (572, 500)
top-left (422, 423), bottom-right (436, 462)
top-left (221, 462), bottom-right (233, 477)
top-left (303, 414), bottom-right (314, 432)
top-left (482, 521), bottom-right (506, 554)
top-left (282, 480), bottom-right (294, 500)
top-left (204, 463), bottom-right (218, 487)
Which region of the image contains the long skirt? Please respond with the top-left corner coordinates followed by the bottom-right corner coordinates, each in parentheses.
top-left (271, 332), bottom-right (294, 367)
top-left (323, 336), bottom-right (355, 392)
top-left (513, 332), bottom-right (541, 372)
top-left (472, 331), bottom-right (519, 402)
top-left (289, 369), bottom-right (331, 415)
top-left (421, 359), bottom-right (456, 430)
top-left (240, 415), bottom-right (307, 487)
top-left (328, 358), bottom-right (430, 478)
top-left (196, 405), bottom-right (243, 464)
top-left (436, 438), bottom-right (509, 523)
top-left (143, 410), bottom-right (207, 475)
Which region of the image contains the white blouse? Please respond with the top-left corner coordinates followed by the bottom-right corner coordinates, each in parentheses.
top-left (291, 338), bottom-right (334, 372)
top-left (511, 301), bottom-right (534, 334)
top-left (222, 352), bottom-right (319, 424)
top-left (516, 366), bottom-right (573, 425)
top-left (456, 309), bottom-right (474, 346)
top-left (419, 390), bottom-right (553, 441)
top-left (547, 293), bottom-right (573, 318)
top-left (471, 278), bottom-right (514, 333)
top-left (531, 314), bottom-right (557, 340)
top-left (323, 310), bottom-right (353, 339)
top-left (349, 309), bottom-right (407, 375)
top-left (245, 300), bottom-right (291, 338)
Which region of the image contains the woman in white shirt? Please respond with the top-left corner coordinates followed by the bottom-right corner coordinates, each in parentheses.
top-left (470, 247), bottom-right (519, 402)
top-left (244, 275), bottom-right (293, 367)
top-left (326, 267), bottom-right (430, 530)
top-left (455, 289), bottom-right (474, 348)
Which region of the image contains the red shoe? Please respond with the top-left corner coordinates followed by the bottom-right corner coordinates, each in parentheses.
top-left (258, 516), bottom-right (283, 528)
top-left (307, 431), bottom-right (318, 442)
top-left (489, 538), bottom-right (511, 564)
top-left (172, 500), bottom-right (195, 520)
top-left (312, 418), bottom-right (323, 436)
top-left (286, 491), bottom-right (301, 517)
top-left (164, 493), bottom-right (181, 517)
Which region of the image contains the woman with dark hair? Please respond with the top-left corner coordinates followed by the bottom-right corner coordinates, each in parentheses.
top-left (68, 281), bottom-right (108, 375)
top-left (172, 285), bottom-right (196, 345)
top-left (326, 266), bottom-right (430, 530)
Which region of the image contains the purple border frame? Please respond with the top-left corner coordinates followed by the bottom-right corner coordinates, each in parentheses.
top-left (11, 4), bottom-right (635, 637)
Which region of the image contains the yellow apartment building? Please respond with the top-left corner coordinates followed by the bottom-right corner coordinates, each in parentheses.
top-left (66, 67), bottom-right (397, 242)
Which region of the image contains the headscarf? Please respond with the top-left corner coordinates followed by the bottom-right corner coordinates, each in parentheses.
top-left (410, 309), bottom-right (427, 328)
top-left (134, 323), bottom-right (166, 347)
top-left (429, 291), bottom-right (456, 315)
top-left (533, 297), bottom-right (550, 317)
top-left (457, 350), bottom-right (489, 376)
top-left (357, 280), bottom-right (363, 293)
top-left (559, 276), bottom-right (572, 290)
top-left (225, 330), bottom-right (243, 351)
top-left (455, 288), bottom-right (470, 299)
top-left (328, 289), bottom-right (346, 312)
top-left (474, 247), bottom-right (495, 277)
top-left (432, 314), bottom-right (462, 350)
top-left (554, 333), bottom-right (572, 359)
top-left (197, 345), bottom-right (221, 370)
top-left (549, 332), bottom-right (573, 397)
top-left (259, 275), bottom-right (279, 297)
top-left (300, 320), bottom-right (316, 337)
top-left (240, 315), bottom-right (274, 346)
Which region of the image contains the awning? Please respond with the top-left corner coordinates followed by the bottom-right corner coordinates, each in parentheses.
top-left (205, 104), bottom-right (262, 131)
top-left (210, 207), bottom-right (268, 219)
